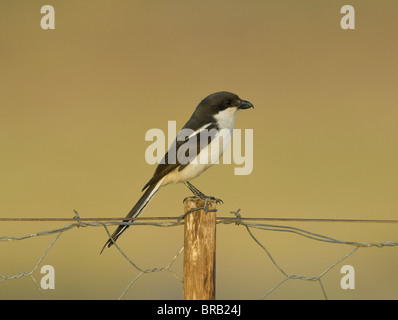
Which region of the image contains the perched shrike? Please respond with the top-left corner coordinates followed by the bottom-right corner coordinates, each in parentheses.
top-left (101, 91), bottom-right (253, 253)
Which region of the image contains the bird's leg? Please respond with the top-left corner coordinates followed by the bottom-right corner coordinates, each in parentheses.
top-left (185, 181), bottom-right (207, 198)
top-left (183, 181), bottom-right (223, 204)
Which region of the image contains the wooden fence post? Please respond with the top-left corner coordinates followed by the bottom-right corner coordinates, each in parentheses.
top-left (183, 197), bottom-right (217, 300)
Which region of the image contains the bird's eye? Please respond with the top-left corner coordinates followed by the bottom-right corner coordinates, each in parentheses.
top-left (225, 100), bottom-right (231, 105)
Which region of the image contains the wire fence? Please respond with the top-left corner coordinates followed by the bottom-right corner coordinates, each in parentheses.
top-left (1, 209), bottom-right (398, 300)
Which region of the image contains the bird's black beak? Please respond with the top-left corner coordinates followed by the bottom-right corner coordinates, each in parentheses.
top-left (238, 100), bottom-right (254, 110)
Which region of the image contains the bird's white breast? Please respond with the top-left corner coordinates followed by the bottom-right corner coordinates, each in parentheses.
top-left (161, 107), bottom-right (238, 186)
top-left (213, 107), bottom-right (238, 131)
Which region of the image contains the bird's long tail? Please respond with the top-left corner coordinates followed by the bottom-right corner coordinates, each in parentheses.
top-left (100, 179), bottom-right (163, 254)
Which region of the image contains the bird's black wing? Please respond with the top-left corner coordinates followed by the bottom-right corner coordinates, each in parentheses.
top-left (142, 123), bottom-right (219, 190)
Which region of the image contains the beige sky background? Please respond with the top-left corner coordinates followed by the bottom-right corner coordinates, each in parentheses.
top-left (0, 1), bottom-right (397, 299)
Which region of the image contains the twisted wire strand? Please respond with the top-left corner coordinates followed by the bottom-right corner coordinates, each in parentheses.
top-left (1, 209), bottom-right (397, 299)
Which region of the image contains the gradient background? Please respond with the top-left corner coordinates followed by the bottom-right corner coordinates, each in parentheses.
top-left (1, 0), bottom-right (397, 299)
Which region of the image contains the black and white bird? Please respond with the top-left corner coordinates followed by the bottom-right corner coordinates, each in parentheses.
top-left (101, 91), bottom-right (253, 253)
